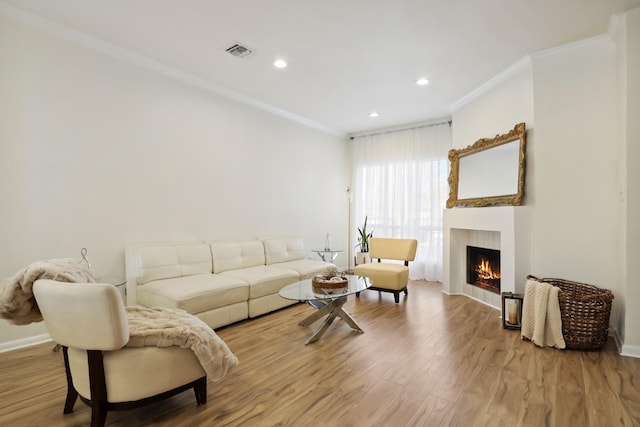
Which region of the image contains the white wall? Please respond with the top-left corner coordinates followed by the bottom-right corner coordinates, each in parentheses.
top-left (621, 8), bottom-right (640, 354)
top-left (450, 23), bottom-right (636, 347)
top-left (452, 61), bottom-right (535, 202)
top-left (452, 62), bottom-right (534, 149)
top-left (532, 35), bottom-right (624, 341)
top-left (0, 16), bottom-right (349, 346)
top-left (531, 38), bottom-right (619, 285)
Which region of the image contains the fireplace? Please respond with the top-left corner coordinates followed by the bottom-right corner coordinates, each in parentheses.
top-left (466, 246), bottom-right (501, 294)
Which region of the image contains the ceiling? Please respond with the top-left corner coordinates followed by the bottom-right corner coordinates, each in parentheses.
top-left (3, 0), bottom-right (639, 136)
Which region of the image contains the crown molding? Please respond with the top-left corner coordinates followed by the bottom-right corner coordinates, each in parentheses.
top-left (348, 116), bottom-right (451, 140)
top-left (448, 56), bottom-right (532, 113)
top-left (448, 30), bottom-right (615, 114)
top-left (607, 12), bottom-right (625, 40)
top-left (0, 2), bottom-right (344, 137)
top-left (529, 33), bottom-right (612, 61)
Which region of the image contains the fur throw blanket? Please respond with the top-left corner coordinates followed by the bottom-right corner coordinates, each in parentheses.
top-left (126, 306), bottom-right (238, 381)
top-left (0, 259), bottom-right (96, 325)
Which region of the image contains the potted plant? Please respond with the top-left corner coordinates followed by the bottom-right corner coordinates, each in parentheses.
top-left (355, 216), bottom-right (373, 265)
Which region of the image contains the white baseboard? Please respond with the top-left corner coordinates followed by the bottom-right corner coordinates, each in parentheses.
top-left (0, 334), bottom-right (52, 353)
top-left (620, 343), bottom-right (640, 358)
top-left (2, 304), bottom-right (637, 359)
top-left (441, 290), bottom-right (500, 310)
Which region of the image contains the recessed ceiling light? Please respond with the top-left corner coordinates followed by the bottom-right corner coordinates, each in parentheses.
top-left (369, 112), bottom-right (379, 118)
top-left (273, 59), bottom-right (288, 69)
top-left (416, 77), bottom-right (429, 86)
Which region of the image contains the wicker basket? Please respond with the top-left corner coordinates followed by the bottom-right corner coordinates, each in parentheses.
top-left (528, 275), bottom-right (614, 351)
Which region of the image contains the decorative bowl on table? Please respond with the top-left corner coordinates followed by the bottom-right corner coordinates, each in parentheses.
top-left (312, 267), bottom-right (348, 295)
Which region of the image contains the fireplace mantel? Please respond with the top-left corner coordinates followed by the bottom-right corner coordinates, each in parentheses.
top-left (443, 206), bottom-right (531, 308)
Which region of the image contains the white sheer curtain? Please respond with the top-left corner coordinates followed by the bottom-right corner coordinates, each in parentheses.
top-left (352, 121), bottom-right (451, 282)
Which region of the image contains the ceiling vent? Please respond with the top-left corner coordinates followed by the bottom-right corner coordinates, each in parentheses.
top-left (226, 43), bottom-right (253, 58)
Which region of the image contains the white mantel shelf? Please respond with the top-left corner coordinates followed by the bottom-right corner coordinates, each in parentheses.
top-left (443, 206), bottom-right (532, 309)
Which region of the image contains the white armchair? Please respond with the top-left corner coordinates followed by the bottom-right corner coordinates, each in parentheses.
top-left (33, 279), bottom-right (207, 427)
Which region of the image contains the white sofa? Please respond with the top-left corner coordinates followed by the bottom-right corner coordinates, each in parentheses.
top-left (125, 237), bottom-right (335, 329)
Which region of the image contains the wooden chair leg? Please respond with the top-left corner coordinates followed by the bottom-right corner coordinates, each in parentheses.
top-left (193, 377), bottom-right (207, 405)
top-left (62, 347), bottom-right (78, 414)
top-left (393, 291), bottom-right (400, 303)
top-left (87, 350), bottom-right (109, 427)
top-left (90, 403), bottom-right (108, 427)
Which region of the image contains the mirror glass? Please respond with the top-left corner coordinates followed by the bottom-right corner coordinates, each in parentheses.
top-left (447, 123), bottom-right (526, 208)
top-left (457, 139), bottom-right (519, 199)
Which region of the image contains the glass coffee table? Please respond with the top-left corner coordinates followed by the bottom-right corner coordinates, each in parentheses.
top-left (279, 275), bottom-right (370, 345)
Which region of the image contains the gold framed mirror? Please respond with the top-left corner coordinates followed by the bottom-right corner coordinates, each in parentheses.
top-left (446, 122), bottom-right (526, 208)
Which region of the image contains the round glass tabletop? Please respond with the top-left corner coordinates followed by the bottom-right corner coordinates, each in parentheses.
top-left (279, 275), bottom-right (370, 301)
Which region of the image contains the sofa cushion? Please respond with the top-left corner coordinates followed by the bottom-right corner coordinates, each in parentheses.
top-left (137, 273), bottom-right (248, 314)
top-left (273, 259), bottom-right (335, 280)
top-left (133, 243), bottom-right (213, 285)
top-left (262, 237), bottom-right (306, 265)
top-left (210, 240), bottom-right (266, 273)
top-left (219, 266), bottom-right (299, 299)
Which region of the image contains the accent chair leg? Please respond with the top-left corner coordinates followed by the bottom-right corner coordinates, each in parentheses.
top-left (62, 347), bottom-right (78, 414)
top-left (355, 292), bottom-right (360, 298)
top-left (394, 291), bottom-right (400, 303)
top-left (63, 386), bottom-right (79, 414)
top-left (194, 377), bottom-right (207, 405)
top-left (87, 350), bottom-right (109, 427)
top-left (90, 403), bottom-right (108, 427)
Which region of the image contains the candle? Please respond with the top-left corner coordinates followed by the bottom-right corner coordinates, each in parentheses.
top-left (508, 301), bottom-right (518, 325)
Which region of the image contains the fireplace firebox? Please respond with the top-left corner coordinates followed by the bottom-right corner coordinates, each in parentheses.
top-left (466, 246), bottom-right (501, 294)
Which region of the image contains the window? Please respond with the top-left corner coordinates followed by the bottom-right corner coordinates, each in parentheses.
top-left (352, 122), bottom-right (451, 281)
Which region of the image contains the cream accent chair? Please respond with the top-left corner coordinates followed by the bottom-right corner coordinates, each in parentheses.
top-left (354, 238), bottom-right (418, 303)
top-left (33, 280), bottom-right (207, 427)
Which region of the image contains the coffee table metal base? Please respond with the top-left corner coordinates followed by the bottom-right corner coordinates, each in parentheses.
top-left (298, 296), bottom-right (363, 345)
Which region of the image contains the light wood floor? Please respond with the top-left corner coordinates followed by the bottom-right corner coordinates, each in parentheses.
top-left (1, 281), bottom-right (639, 426)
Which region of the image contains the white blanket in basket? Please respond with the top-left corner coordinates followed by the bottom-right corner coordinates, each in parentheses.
top-left (521, 279), bottom-right (566, 349)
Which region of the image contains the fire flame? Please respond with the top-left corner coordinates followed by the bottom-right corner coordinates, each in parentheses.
top-left (475, 257), bottom-right (500, 280)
